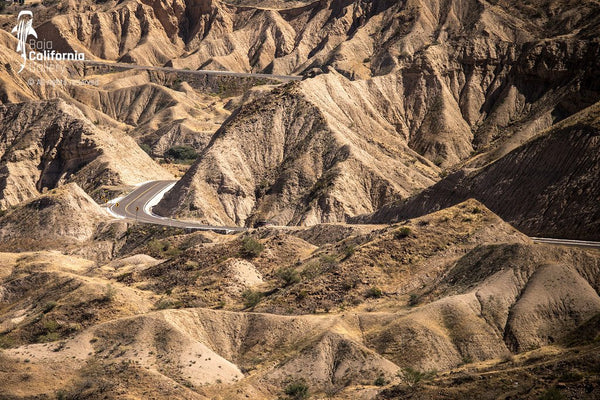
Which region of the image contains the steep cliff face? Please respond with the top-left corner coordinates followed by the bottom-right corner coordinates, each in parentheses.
top-left (0, 100), bottom-right (172, 209)
top-left (354, 101), bottom-right (600, 240)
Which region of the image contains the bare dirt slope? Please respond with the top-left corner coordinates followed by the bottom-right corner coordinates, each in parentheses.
top-left (0, 183), bottom-right (109, 250)
top-left (354, 101), bottom-right (600, 240)
top-left (0, 99), bottom-right (172, 209)
top-left (0, 202), bottom-right (599, 399)
top-left (154, 73), bottom-right (440, 226)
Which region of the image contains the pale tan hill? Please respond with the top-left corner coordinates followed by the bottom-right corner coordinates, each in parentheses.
top-left (0, 201), bottom-right (599, 398)
top-left (154, 73), bottom-right (441, 227)
top-left (69, 75), bottom-right (230, 155)
top-left (0, 99), bottom-right (172, 209)
top-left (3, 0), bottom-right (599, 174)
top-left (355, 101), bottom-right (600, 240)
top-left (0, 251), bottom-right (155, 348)
top-left (0, 183), bottom-right (108, 250)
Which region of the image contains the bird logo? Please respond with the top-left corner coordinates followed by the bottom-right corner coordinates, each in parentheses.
top-left (11, 11), bottom-right (37, 73)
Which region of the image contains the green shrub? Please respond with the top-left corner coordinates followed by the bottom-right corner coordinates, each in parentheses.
top-left (276, 267), bottom-right (300, 287)
top-left (164, 145), bottom-right (198, 162)
top-left (102, 284), bottom-right (116, 302)
top-left (242, 289), bottom-right (263, 309)
top-left (342, 245), bottom-right (356, 260)
top-left (147, 239), bottom-right (181, 258)
top-left (284, 379), bottom-right (309, 400)
top-left (366, 287), bottom-right (383, 298)
top-left (394, 227), bottom-right (412, 239)
top-left (408, 293), bottom-right (419, 306)
top-left (240, 237), bottom-right (264, 258)
top-left (154, 298), bottom-right (182, 310)
top-left (471, 206), bottom-right (482, 214)
top-left (374, 375), bottom-right (387, 386)
top-left (397, 367), bottom-right (437, 388)
top-left (0, 334), bottom-right (15, 348)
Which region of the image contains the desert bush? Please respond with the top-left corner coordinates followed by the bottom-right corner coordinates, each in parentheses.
top-left (154, 298), bottom-right (182, 310)
top-left (240, 236), bottom-right (264, 258)
top-left (374, 375), bottom-right (387, 386)
top-left (164, 145), bottom-right (198, 163)
top-left (408, 293), bottom-right (419, 306)
top-left (284, 379), bottom-right (309, 400)
top-left (341, 245), bottom-right (356, 260)
top-left (394, 227), bottom-right (412, 239)
top-left (276, 267), bottom-right (300, 287)
top-left (366, 287), bottom-right (383, 298)
top-left (147, 239), bottom-right (181, 258)
top-left (397, 367), bottom-right (436, 388)
top-left (139, 143), bottom-right (153, 156)
top-left (0, 334), bottom-right (15, 348)
top-left (242, 289), bottom-right (263, 308)
top-left (102, 284), bottom-right (116, 302)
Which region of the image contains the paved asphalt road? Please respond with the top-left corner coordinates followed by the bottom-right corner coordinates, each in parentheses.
top-left (107, 181), bottom-right (600, 247)
top-left (530, 237), bottom-right (600, 249)
top-left (81, 60), bottom-right (302, 82)
top-left (107, 180), bottom-right (246, 234)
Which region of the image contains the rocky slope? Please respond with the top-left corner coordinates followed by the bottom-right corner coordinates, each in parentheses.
top-left (122, 0), bottom-right (599, 226)
top-left (154, 73), bottom-right (441, 226)
top-left (0, 99), bottom-right (172, 209)
top-left (0, 183), bottom-right (109, 250)
top-left (0, 202), bottom-right (599, 399)
top-left (354, 101), bottom-right (600, 240)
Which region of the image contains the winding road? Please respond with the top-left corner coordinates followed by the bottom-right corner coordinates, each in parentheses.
top-left (107, 181), bottom-right (600, 248)
top-left (106, 180), bottom-right (246, 234)
top-left (81, 60), bottom-right (302, 82)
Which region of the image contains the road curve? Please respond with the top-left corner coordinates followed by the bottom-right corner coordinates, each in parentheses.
top-left (107, 181), bottom-right (600, 247)
top-left (106, 180), bottom-right (246, 234)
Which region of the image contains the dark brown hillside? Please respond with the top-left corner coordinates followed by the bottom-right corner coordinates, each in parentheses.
top-left (353, 102), bottom-right (600, 240)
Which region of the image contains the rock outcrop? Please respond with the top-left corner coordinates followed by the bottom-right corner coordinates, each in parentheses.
top-left (0, 99), bottom-right (172, 209)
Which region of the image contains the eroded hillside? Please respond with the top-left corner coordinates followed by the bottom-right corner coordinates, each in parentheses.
top-left (0, 202), bottom-right (599, 399)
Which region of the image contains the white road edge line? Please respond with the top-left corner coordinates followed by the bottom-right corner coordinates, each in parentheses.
top-left (143, 182), bottom-right (176, 218)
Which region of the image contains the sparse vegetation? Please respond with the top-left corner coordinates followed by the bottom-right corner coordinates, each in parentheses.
top-left (154, 298), bottom-right (183, 310)
top-left (374, 375), bottom-right (387, 386)
top-left (240, 236), bottom-right (264, 258)
top-left (284, 379), bottom-right (309, 400)
top-left (139, 143), bottom-right (153, 156)
top-left (408, 293), bottom-right (420, 306)
top-left (42, 301), bottom-right (58, 313)
top-left (539, 387), bottom-right (565, 400)
top-left (242, 289), bottom-right (263, 308)
top-left (397, 367), bottom-right (437, 388)
top-left (394, 227), bottom-right (412, 239)
top-left (342, 245), bottom-right (356, 260)
top-left (366, 287), bottom-right (383, 298)
top-left (147, 239), bottom-right (182, 258)
top-left (164, 145), bottom-right (198, 164)
top-left (276, 267), bottom-right (301, 287)
top-left (102, 284), bottom-right (117, 302)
